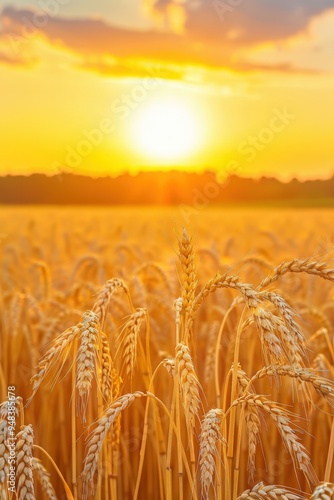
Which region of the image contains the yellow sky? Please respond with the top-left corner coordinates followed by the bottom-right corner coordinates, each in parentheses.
top-left (0, 1), bottom-right (333, 180)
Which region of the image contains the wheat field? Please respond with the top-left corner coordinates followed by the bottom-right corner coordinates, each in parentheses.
top-left (1, 206), bottom-right (334, 500)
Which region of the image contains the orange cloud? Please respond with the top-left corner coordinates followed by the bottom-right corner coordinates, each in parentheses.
top-left (0, 3), bottom-right (332, 78)
top-left (0, 51), bottom-right (31, 66)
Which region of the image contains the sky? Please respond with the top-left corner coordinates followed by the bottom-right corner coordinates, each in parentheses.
top-left (0, 0), bottom-right (334, 180)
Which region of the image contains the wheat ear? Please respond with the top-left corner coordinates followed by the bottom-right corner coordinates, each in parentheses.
top-left (310, 482), bottom-right (334, 499)
top-left (238, 481), bottom-right (308, 499)
top-left (0, 420), bottom-right (8, 487)
top-left (0, 397), bottom-right (23, 488)
top-left (100, 332), bottom-right (115, 405)
top-left (31, 457), bottom-right (57, 499)
top-left (252, 365), bottom-right (334, 406)
top-left (199, 408), bottom-right (225, 499)
top-left (92, 278), bottom-right (129, 325)
top-left (27, 324), bottom-right (81, 405)
top-left (82, 391), bottom-right (144, 498)
top-left (234, 395), bottom-right (317, 486)
top-left (260, 258), bottom-right (334, 289)
top-left (75, 311), bottom-right (100, 422)
top-left (175, 342), bottom-right (201, 427)
top-left (16, 424), bottom-right (35, 500)
top-left (178, 228), bottom-right (197, 314)
top-left (121, 308), bottom-right (146, 378)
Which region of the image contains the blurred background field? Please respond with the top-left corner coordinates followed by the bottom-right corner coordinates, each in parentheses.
top-left (1, 206), bottom-right (334, 499)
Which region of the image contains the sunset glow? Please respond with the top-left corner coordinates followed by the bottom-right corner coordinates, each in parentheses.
top-left (133, 99), bottom-right (202, 163)
top-left (0, 1), bottom-right (333, 180)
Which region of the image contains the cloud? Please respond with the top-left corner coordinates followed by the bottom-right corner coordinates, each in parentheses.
top-left (0, 2), bottom-right (332, 77)
top-left (0, 6), bottom-right (233, 68)
top-left (0, 50), bottom-right (31, 66)
top-left (77, 59), bottom-right (185, 80)
top-left (142, 0), bottom-right (198, 33)
top-left (185, 0), bottom-right (334, 46)
top-left (144, 0), bottom-right (334, 45)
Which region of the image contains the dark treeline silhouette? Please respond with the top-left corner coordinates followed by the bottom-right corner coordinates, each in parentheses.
top-left (0, 171), bottom-right (333, 205)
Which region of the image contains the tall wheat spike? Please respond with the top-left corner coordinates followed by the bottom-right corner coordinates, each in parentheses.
top-left (234, 395), bottom-right (317, 485)
top-left (16, 424), bottom-right (35, 500)
top-left (121, 308), bottom-right (146, 378)
top-left (199, 408), bottom-right (225, 499)
top-left (76, 310), bottom-right (100, 422)
top-left (82, 391), bottom-right (144, 498)
top-left (178, 228), bottom-right (197, 315)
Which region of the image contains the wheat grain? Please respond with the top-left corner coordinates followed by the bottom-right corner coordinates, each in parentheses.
top-left (163, 357), bottom-right (176, 378)
top-left (174, 297), bottom-right (183, 326)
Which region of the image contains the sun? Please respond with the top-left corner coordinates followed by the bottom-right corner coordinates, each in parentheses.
top-left (133, 98), bottom-right (201, 163)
